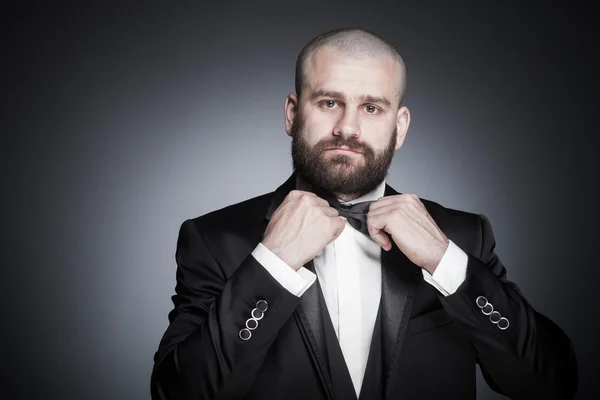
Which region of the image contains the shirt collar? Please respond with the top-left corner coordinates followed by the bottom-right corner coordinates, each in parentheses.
top-left (295, 174), bottom-right (386, 205)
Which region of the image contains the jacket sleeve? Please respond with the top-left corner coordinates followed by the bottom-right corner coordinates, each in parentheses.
top-left (150, 219), bottom-right (302, 400)
top-left (438, 214), bottom-right (578, 400)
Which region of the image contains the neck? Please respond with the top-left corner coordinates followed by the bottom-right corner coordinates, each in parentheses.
top-left (295, 172), bottom-right (386, 204)
top-left (333, 192), bottom-right (362, 202)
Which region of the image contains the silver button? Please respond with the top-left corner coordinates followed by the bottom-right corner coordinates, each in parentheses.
top-left (489, 311), bottom-right (501, 324)
top-left (476, 296), bottom-right (488, 308)
top-left (246, 318), bottom-right (259, 330)
top-left (498, 317), bottom-right (510, 330)
top-left (251, 308), bottom-right (264, 320)
top-left (481, 303), bottom-right (493, 316)
top-left (239, 328), bottom-right (251, 340)
top-left (256, 300), bottom-right (268, 312)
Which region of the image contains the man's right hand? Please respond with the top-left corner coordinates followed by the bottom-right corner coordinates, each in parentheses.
top-left (261, 190), bottom-right (345, 271)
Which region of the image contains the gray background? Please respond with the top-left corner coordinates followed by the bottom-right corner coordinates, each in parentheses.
top-left (2, 1), bottom-right (597, 399)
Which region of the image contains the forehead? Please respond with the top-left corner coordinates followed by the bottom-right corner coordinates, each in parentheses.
top-left (304, 46), bottom-right (401, 101)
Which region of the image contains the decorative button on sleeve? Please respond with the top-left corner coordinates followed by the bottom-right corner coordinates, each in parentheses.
top-left (239, 328), bottom-right (251, 340)
top-left (239, 300), bottom-right (269, 341)
top-left (251, 308), bottom-right (264, 320)
top-left (256, 300), bottom-right (268, 312)
top-left (476, 296), bottom-right (488, 308)
top-left (498, 317), bottom-right (510, 330)
top-left (246, 318), bottom-right (258, 330)
top-left (476, 295), bottom-right (509, 330)
top-left (489, 311), bottom-right (501, 324)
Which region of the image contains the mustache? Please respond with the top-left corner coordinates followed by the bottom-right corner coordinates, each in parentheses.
top-left (316, 137), bottom-right (371, 153)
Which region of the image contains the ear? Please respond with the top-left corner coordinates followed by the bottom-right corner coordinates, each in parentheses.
top-left (284, 93), bottom-right (299, 137)
top-left (394, 105), bottom-right (411, 150)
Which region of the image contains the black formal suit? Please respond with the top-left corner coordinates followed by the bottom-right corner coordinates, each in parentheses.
top-left (151, 172), bottom-right (578, 400)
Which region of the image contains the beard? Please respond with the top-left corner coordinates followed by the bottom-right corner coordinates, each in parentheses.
top-left (291, 114), bottom-right (397, 199)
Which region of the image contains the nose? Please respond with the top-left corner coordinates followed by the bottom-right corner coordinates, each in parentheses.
top-left (333, 108), bottom-right (360, 138)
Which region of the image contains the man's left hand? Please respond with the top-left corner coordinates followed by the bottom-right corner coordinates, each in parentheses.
top-left (367, 194), bottom-right (449, 274)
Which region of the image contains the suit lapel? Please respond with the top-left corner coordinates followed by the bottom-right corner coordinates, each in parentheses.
top-left (380, 184), bottom-right (422, 399)
top-left (264, 173), bottom-right (333, 400)
top-left (293, 260), bottom-right (334, 400)
top-left (264, 173), bottom-right (295, 222)
top-left (264, 175), bottom-right (421, 400)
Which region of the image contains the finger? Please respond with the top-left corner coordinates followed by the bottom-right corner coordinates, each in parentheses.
top-left (371, 228), bottom-right (392, 251)
top-left (368, 195), bottom-right (407, 211)
top-left (367, 214), bottom-right (393, 251)
top-left (367, 203), bottom-right (399, 217)
top-left (409, 193), bottom-right (423, 205)
top-left (296, 190), bottom-right (320, 201)
top-left (409, 195), bottom-right (426, 212)
top-left (369, 201), bottom-right (425, 220)
top-left (315, 197), bottom-right (331, 207)
top-left (328, 218), bottom-right (346, 244)
top-left (367, 196), bottom-right (393, 211)
top-left (299, 192), bottom-right (329, 207)
top-left (282, 190), bottom-right (314, 205)
top-left (370, 193), bottom-right (421, 209)
top-left (290, 189), bottom-right (316, 197)
top-left (404, 194), bottom-right (427, 214)
top-left (320, 206), bottom-right (340, 217)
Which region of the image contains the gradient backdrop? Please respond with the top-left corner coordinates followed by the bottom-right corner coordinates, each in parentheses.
top-left (2, 1), bottom-right (598, 399)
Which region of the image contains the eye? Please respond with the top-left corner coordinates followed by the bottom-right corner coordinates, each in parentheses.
top-left (320, 100), bottom-right (339, 109)
top-left (364, 105), bottom-right (380, 114)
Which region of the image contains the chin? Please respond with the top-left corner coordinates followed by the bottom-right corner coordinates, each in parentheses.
top-left (324, 154), bottom-right (363, 166)
top-left (323, 168), bottom-right (358, 185)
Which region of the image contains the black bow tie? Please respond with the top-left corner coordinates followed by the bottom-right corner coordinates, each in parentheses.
top-left (334, 201), bottom-right (374, 236)
top-left (310, 185), bottom-right (374, 236)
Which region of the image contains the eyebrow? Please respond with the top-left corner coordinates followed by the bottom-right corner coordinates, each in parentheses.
top-left (309, 89), bottom-right (392, 107)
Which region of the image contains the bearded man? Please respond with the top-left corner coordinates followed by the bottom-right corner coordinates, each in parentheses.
top-left (151, 27), bottom-right (577, 400)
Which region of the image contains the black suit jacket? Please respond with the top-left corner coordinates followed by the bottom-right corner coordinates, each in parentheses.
top-left (151, 173), bottom-right (578, 399)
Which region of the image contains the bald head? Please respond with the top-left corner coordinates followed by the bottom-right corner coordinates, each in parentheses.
top-left (295, 28), bottom-right (407, 107)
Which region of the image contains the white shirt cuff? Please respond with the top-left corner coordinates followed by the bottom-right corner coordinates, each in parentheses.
top-left (421, 240), bottom-right (468, 296)
top-left (251, 242), bottom-right (316, 297)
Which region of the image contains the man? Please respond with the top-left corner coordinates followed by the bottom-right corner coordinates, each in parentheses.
top-left (151, 28), bottom-right (578, 399)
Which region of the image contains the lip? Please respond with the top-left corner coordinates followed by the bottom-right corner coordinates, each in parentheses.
top-left (325, 147), bottom-right (362, 154)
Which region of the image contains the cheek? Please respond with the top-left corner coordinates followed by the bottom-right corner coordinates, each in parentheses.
top-left (301, 119), bottom-right (334, 144)
top-left (365, 122), bottom-right (397, 151)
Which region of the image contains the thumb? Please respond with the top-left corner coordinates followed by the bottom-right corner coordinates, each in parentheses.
top-left (369, 227), bottom-right (392, 251)
top-left (328, 217), bottom-right (346, 244)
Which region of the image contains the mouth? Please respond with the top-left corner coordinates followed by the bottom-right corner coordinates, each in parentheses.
top-left (325, 147), bottom-right (362, 154)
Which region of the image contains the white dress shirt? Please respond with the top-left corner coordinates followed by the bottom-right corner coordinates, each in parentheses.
top-left (252, 178), bottom-right (468, 397)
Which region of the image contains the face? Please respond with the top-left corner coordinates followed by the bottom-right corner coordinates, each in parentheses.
top-left (286, 47), bottom-right (410, 199)
top-left (291, 113), bottom-right (397, 197)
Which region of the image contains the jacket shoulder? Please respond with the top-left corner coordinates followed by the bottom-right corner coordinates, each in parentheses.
top-left (421, 197), bottom-right (481, 224)
top-left (186, 191), bottom-right (274, 232)
top-left (175, 191), bottom-right (276, 277)
top-left (420, 197), bottom-right (484, 254)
